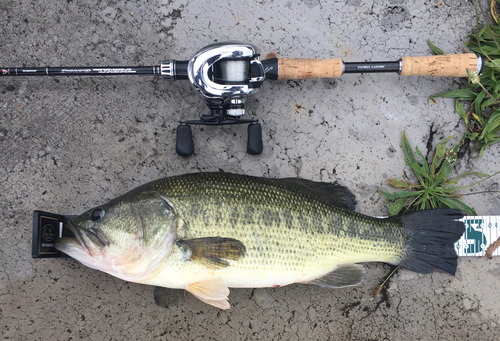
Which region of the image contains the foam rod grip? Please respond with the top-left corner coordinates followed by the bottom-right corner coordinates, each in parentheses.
top-left (278, 58), bottom-right (343, 80)
top-left (400, 53), bottom-right (478, 77)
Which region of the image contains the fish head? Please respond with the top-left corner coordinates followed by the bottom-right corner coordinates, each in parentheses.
top-left (55, 191), bottom-right (179, 282)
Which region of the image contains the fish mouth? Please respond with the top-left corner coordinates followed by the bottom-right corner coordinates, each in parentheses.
top-left (54, 221), bottom-right (90, 256)
top-left (54, 222), bottom-right (108, 271)
top-left (54, 219), bottom-right (108, 260)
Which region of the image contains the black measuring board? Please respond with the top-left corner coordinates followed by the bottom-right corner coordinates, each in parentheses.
top-left (32, 211), bottom-right (76, 258)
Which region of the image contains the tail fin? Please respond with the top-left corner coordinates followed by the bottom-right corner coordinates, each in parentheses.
top-left (398, 209), bottom-right (465, 276)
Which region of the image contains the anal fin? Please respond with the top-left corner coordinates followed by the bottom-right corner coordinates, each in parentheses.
top-left (306, 264), bottom-right (365, 288)
top-left (185, 277), bottom-right (230, 310)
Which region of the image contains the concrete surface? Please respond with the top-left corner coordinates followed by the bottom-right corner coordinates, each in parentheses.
top-left (1, 0), bottom-right (500, 340)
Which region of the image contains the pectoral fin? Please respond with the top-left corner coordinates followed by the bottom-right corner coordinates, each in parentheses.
top-left (185, 277), bottom-right (230, 310)
top-left (306, 264), bottom-right (365, 288)
top-left (153, 286), bottom-right (185, 309)
top-left (176, 237), bottom-right (246, 268)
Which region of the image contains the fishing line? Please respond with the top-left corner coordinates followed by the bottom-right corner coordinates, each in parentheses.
top-left (218, 59), bottom-right (250, 82)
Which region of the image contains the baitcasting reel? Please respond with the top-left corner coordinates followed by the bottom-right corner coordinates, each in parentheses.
top-left (160, 41), bottom-right (278, 156)
top-left (1, 41), bottom-right (482, 156)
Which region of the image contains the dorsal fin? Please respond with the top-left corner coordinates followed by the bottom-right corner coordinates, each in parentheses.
top-left (280, 178), bottom-right (357, 211)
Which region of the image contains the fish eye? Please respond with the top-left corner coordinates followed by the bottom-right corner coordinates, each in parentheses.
top-left (90, 208), bottom-right (105, 221)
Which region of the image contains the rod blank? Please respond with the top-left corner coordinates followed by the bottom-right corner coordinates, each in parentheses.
top-left (1, 66), bottom-right (160, 76)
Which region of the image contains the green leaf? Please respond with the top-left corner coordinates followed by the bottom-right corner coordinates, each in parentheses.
top-left (437, 197), bottom-right (477, 215)
top-left (469, 132), bottom-right (479, 140)
top-left (466, 39), bottom-right (500, 58)
top-left (474, 90), bottom-right (486, 117)
top-left (415, 146), bottom-right (429, 174)
top-left (480, 111), bottom-right (500, 139)
top-left (387, 179), bottom-right (411, 189)
top-left (393, 190), bottom-right (425, 198)
top-left (451, 171), bottom-right (490, 183)
top-left (433, 163), bottom-right (456, 187)
top-left (419, 191), bottom-right (430, 210)
top-left (429, 89), bottom-right (478, 102)
top-left (469, 43), bottom-right (500, 57)
top-left (378, 189), bottom-right (397, 201)
top-left (429, 196), bottom-right (440, 210)
top-left (406, 161), bottom-right (432, 183)
top-left (480, 95), bottom-right (496, 112)
top-left (427, 39), bottom-right (445, 55)
top-left (493, 81), bottom-right (500, 98)
top-left (431, 135), bottom-right (454, 170)
top-left (478, 145), bottom-right (487, 160)
top-left (455, 99), bottom-right (469, 125)
top-left (388, 196), bottom-right (411, 216)
top-left (487, 110), bottom-right (500, 128)
top-left (401, 131), bottom-right (417, 165)
top-left (485, 59), bottom-right (500, 72)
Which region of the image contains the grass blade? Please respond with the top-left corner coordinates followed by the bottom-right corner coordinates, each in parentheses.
top-left (378, 189), bottom-right (397, 201)
top-left (388, 196), bottom-right (412, 216)
top-left (401, 131), bottom-right (417, 165)
top-left (436, 197), bottom-right (477, 215)
top-left (427, 39), bottom-right (445, 55)
top-left (450, 171), bottom-right (489, 183)
top-left (455, 99), bottom-right (469, 125)
top-left (415, 146), bottom-right (429, 174)
top-left (428, 89), bottom-right (478, 102)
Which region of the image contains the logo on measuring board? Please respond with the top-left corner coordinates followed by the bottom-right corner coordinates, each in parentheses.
top-left (458, 219), bottom-right (488, 255)
top-left (2, 69), bottom-right (7, 75)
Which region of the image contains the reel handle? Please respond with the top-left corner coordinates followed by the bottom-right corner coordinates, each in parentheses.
top-left (275, 53), bottom-right (482, 80)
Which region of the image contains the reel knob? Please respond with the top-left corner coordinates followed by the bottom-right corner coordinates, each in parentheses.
top-left (247, 123), bottom-right (263, 155)
top-left (176, 124), bottom-right (194, 156)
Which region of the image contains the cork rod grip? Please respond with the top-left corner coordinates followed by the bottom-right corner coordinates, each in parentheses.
top-left (400, 53), bottom-right (478, 77)
top-left (277, 58), bottom-right (343, 80)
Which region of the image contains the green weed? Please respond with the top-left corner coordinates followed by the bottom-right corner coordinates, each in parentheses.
top-left (428, 1), bottom-right (500, 159)
top-left (378, 131), bottom-right (493, 216)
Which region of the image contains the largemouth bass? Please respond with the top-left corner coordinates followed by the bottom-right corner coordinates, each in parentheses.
top-left (54, 172), bottom-right (465, 309)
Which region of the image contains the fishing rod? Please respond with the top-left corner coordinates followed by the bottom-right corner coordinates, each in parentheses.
top-left (1, 41), bottom-right (483, 156)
